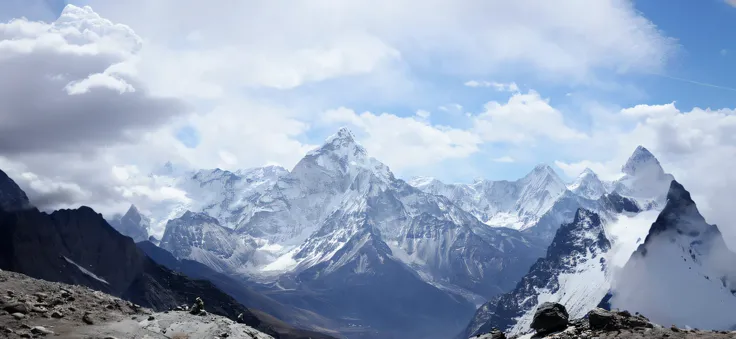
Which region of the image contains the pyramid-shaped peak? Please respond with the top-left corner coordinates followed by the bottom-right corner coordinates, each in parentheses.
top-left (523, 164), bottom-right (562, 181)
top-left (622, 145), bottom-right (662, 175)
top-left (306, 127), bottom-right (366, 159)
top-left (329, 127), bottom-right (356, 142)
top-left (665, 180), bottom-right (692, 206)
top-left (580, 168), bottom-right (597, 177)
top-left (124, 204), bottom-right (141, 217)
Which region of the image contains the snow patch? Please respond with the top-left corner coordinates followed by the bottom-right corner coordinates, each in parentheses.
top-left (63, 256), bottom-right (109, 285)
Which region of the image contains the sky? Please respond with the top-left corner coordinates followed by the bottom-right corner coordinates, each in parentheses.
top-left (1, 0), bottom-right (736, 243)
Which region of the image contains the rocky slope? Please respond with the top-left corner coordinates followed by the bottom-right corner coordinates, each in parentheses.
top-left (138, 240), bottom-right (341, 338)
top-left (472, 302), bottom-right (736, 339)
top-left (0, 269), bottom-right (272, 339)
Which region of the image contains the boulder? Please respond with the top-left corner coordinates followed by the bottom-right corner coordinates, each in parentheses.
top-left (530, 302), bottom-right (569, 334)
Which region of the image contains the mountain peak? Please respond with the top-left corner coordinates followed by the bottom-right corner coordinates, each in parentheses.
top-left (645, 179), bottom-right (710, 239)
top-left (622, 146), bottom-right (662, 176)
top-left (0, 169), bottom-right (31, 212)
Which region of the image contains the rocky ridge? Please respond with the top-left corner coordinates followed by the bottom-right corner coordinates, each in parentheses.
top-left (0, 268), bottom-right (272, 338)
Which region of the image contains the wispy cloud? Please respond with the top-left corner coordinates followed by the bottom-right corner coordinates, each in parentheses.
top-left (726, 0), bottom-right (736, 7)
top-left (647, 72), bottom-right (736, 92)
top-left (492, 156), bottom-right (515, 163)
top-left (464, 80), bottom-right (519, 92)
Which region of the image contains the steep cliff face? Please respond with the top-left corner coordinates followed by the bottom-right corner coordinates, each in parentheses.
top-left (0, 169), bottom-right (31, 212)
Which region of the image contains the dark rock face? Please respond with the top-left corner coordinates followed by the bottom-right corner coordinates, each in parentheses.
top-left (0, 169), bottom-right (30, 212)
top-left (587, 308), bottom-right (653, 331)
top-left (530, 302), bottom-right (569, 334)
top-left (463, 209), bottom-right (609, 338)
top-left (0, 203), bottom-right (334, 339)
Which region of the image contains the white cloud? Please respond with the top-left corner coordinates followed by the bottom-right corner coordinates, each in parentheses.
top-left (727, 0), bottom-right (736, 7)
top-left (416, 109), bottom-right (431, 119)
top-left (492, 156), bottom-right (515, 163)
top-left (82, 0), bottom-right (674, 91)
top-left (473, 90), bottom-right (587, 143)
top-left (322, 107), bottom-right (482, 172)
top-left (465, 80), bottom-right (519, 92)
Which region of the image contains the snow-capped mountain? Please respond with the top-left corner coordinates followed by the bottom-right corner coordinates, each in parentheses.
top-left (410, 164), bottom-right (567, 231)
top-left (143, 165), bottom-right (289, 235)
top-left (462, 189), bottom-right (655, 337)
top-left (413, 146), bottom-right (674, 246)
top-left (607, 180), bottom-right (736, 330)
top-left (567, 168), bottom-right (606, 200)
top-left (159, 211), bottom-right (258, 274)
top-left (611, 146), bottom-right (675, 209)
top-left (108, 204), bottom-right (151, 243)
top-left (145, 128), bottom-right (545, 339)
top-left (460, 147), bottom-right (677, 337)
top-left (0, 169), bottom-right (31, 212)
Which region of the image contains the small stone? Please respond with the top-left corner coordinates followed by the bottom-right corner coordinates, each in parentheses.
top-left (51, 310), bottom-right (64, 318)
top-left (148, 315), bottom-right (155, 321)
top-left (68, 306), bottom-right (76, 312)
top-left (20, 332), bottom-right (31, 338)
top-left (33, 292), bottom-right (48, 300)
top-left (82, 312), bottom-right (94, 325)
top-left (11, 312), bottom-right (26, 319)
top-left (31, 326), bottom-right (54, 335)
top-left (4, 303), bottom-right (30, 314)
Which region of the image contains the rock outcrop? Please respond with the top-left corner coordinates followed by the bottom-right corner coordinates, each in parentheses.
top-left (471, 302), bottom-right (736, 339)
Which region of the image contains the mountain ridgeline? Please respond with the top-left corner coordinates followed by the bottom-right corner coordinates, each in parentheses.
top-left (0, 128), bottom-right (729, 339)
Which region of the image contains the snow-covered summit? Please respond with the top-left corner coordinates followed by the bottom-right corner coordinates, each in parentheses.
top-left (611, 146), bottom-right (674, 208)
top-left (621, 146), bottom-right (661, 176)
top-left (108, 204), bottom-right (150, 242)
top-left (568, 168), bottom-right (606, 200)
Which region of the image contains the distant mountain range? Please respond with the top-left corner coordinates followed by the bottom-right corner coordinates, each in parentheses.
top-left (2, 127), bottom-right (732, 339)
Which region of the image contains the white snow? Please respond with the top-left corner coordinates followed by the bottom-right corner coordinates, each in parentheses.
top-left (63, 256), bottom-right (109, 285)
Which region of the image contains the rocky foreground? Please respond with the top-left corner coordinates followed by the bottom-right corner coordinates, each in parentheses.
top-left (472, 302), bottom-right (736, 339)
top-left (0, 269), bottom-right (272, 338)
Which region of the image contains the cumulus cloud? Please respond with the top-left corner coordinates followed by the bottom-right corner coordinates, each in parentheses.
top-left (322, 107), bottom-right (482, 172)
top-left (84, 0), bottom-right (674, 89)
top-left (473, 90), bottom-right (587, 143)
top-left (0, 5), bottom-right (185, 155)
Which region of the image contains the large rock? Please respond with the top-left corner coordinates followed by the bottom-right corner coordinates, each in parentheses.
top-left (587, 308), bottom-right (653, 330)
top-left (530, 302), bottom-right (569, 334)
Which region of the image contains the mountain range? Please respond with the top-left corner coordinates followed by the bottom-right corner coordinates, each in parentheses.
top-left (2, 127), bottom-right (732, 339)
